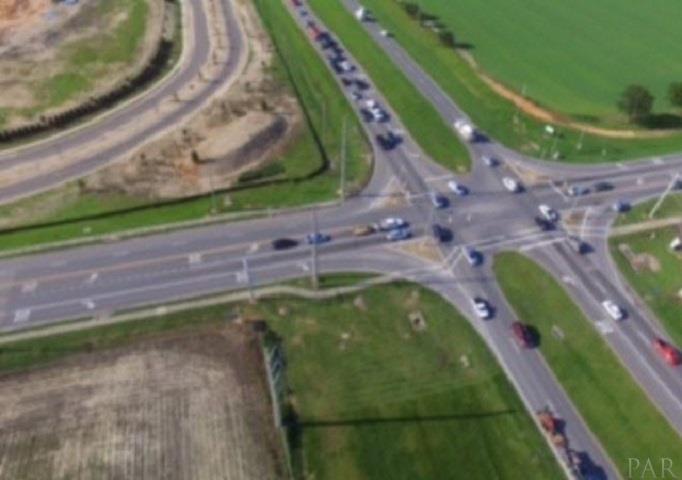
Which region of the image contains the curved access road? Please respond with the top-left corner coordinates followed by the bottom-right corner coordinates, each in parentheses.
top-left (0, 0), bottom-right (247, 204)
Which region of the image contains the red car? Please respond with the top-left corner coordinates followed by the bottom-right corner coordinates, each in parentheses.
top-left (511, 322), bottom-right (534, 349)
top-left (653, 338), bottom-right (681, 366)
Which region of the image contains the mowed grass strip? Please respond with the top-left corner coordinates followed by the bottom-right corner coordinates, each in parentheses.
top-left (0, 280), bottom-right (562, 479)
top-left (615, 193), bottom-right (682, 226)
top-left (307, 0), bottom-right (470, 173)
top-left (494, 252), bottom-right (682, 477)
top-left (610, 229), bottom-right (682, 346)
top-left (357, 0), bottom-right (682, 163)
top-left (262, 283), bottom-right (561, 479)
top-left (0, 0), bottom-right (370, 254)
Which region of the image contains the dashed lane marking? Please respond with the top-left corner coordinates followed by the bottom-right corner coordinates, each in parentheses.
top-left (13, 309), bottom-right (31, 324)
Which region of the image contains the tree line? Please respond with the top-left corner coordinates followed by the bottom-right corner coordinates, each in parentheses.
top-left (618, 83), bottom-right (682, 124)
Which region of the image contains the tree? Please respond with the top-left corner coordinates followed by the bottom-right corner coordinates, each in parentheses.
top-left (438, 31), bottom-right (456, 48)
top-left (668, 82), bottom-right (682, 110)
top-left (403, 3), bottom-right (419, 18)
top-left (617, 85), bottom-right (654, 122)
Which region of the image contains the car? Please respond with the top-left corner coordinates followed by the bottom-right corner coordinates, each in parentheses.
top-left (447, 180), bottom-right (469, 196)
top-left (538, 204), bottom-right (559, 222)
top-left (502, 177), bottom-right (522, 193)
top-left (380, 29), bottom-right (390, 37)
top-left (376, 131), bottom-right (401, 150)
top-left (567, 185), bottom-right (589, 197)
top-left (593, 181), bottom-right (614, 192)
top-left (464, 247), bottom-right (483, 266)
top-left (534, 216), bottom-right (555, 231)
top-left (351, 90), bottom-right (363, 101)
top-left (511, 322), bottom-right (535, 348)
top-left (341, 77), bottom-right (354, 87)
top-left (353, 224), bottom-right (376, 236)
top-left (379, 217), bottom-right (407, 231)
top-left (482, 155), bottom-right (498, 167)
top-left (471, 297), bottom-right (492, 319)
top-left (601, 300), bottom-right (624, 321)
top-left (386, 227), bottom-right (411, 241)
top-left (359, 108), bottom-right (374, 122)
top-left (354, 78), bottom-right (370, 90)
top-left (272, 238), bottom-right (298, 250)
top-left (653, 338), bottom-right (681, 366)
top-left (431, 224), bottom-right (452, 243)
top-left (430, 192), bottom-right (449, 209)
top-left (612, 200), bottom-right (630, 213)
top-left (568, 236), bottom-right (590, 255)
top-left (306, 233), bottom-right (331, 245)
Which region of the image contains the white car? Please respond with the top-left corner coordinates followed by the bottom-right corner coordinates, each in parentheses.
top-left (502, 177), bottom-right (521, 193)
top-left (538, 204), bottom-right (559, 222)
top-left (471, 297), bottom-right (492, 319)
top-left (482, 155), bottom-right (498, 167)
top-left (447, 180), bottom-right (469, 196)
top-left (379, 217), bottom-right (407, 231)
top-left (602, 300), bottom-right (624, 321)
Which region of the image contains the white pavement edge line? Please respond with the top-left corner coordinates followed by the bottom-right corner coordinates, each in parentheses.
top-left (0, 199), bottom-right (341, 260)
top-left (0, 273), bottom-right (406, 345)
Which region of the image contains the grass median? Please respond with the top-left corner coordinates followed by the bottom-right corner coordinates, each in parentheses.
top-left (494, 252), bottom-right (682, 477)
top-left (0, 0), bottom-right (371, 255)
top-left (615, 193), bottom-right (682, 226)
top-left (0, 278), bottom-right (561, 479)
top-left (610, 229), bottom-right (682, 346)
top-left (357, 0), bottom-right (682, 163)
top-left (307, 0), bottom-right (470, 173)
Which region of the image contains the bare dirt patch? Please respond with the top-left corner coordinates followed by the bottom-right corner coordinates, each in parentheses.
top-left (618, 243), bottom-right (661, 273)
top-left (0, 326), bottom-right (286, 479)
top-left (81, 0), bottom-right (300, 200)
top-left (0, 0), bottom-right (165, 127)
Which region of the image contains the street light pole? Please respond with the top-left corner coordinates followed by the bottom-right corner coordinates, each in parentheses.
top-left (649, 173), bottom-right (681, 219)
top-left (242, 258), bottom-right (253, 302)
top-left (339, 116), bottom-right (348, 201)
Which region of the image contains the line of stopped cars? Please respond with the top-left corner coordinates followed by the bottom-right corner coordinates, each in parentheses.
top-left (288, 0), bottom-right (681, 366)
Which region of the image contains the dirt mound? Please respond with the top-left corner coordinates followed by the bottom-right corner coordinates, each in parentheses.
top-left (0, 0), bottom-right (49, 24)
top-left (618, 243), bottom-right (661, 273)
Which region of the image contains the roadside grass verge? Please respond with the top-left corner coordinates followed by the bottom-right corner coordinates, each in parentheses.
top-left (0, 279), bottom-right (561, 479)
top-left (307, 0), bottom-right (470, 173)
top-left (610, 229), bottom-right (682, 345)
top-left (615, 193), bottom-right (682, 226)
top-left (494, 252), bottom-right (682, 477)
top-left (0, 0), bottom-right (370, 255)
top-left (356, 0), bottom-right (682, 163)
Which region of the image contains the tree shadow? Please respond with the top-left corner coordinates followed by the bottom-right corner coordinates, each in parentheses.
top-left (639, 113), bottom-right (682, 129)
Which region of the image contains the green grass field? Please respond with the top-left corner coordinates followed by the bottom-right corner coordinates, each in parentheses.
top-left (610, 229), bottom-right (682, 346)
top-left (307, 0), bottom-right (470, 173)
top-left (354, 0), bottom-right (682, 163)
top-left (408, 0), bottom-right (682, 121)
top-left (0, 0), bottom-right (370, 254)
top-left (494, 252), bottom-right (682, 477)
top-left (0, 279), bottom-right (562, 479)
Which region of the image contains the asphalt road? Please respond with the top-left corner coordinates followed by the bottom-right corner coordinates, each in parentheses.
top-left (0, 0), bottom-right (681, 478)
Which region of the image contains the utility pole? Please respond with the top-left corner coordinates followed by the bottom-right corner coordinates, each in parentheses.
top-left (339, 116), bottom-right (348, 201)
top-left (649, 173), bottom-right (681, 219)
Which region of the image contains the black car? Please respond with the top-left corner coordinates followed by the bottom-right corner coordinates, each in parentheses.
top-left (534, 216), bottom-right (555, 231)
top-left (355, 79), bottom-right (370, 90)
top-left (593, 181), bottom-right (614, 192)
top-left (272, 238), bottom-right (299, 250)
top-left (431, 224), bottom-right (452, 243)
top-left (376, 131), bottom-right (402, 150)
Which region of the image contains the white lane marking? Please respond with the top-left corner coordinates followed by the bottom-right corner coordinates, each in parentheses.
top-left (21, 281), bottom-right (38, 294)
top-left (189, 253), bottom-right (202, 265)
top-left (549, 182), bottom-right (569, 201)
top-left (519, 237), bottom-right (565, 252)
top-left (86, 272), bottom-right (99, 284)
top-left (299, 261), bottom-right (310, 272)
top-left (248, 243), bottom-right (259, 253)
top-left (595, 320), bottom-right (614, 336)
top-left (636, 177), bottom-right (644, 186)
top-left (13, 309), bottom-right (31, 323)
top-left (235, 271), bottom-right (248, 284)
top-left (50, 260), bottom-right (67, 268)
top-left (652, 157), bottom-right (664, 165)
top-left (561, 275), bottom-right (575, 286)
top-left (113, 250), bottom-right (130, 258)
top-left (82, 299), bottom-right (96, 310)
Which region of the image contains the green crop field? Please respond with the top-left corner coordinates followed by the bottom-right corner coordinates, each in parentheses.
top-left (494, 252), bottom-right (682, 478)
top-left (408, 0), bottom-right (682, 122)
